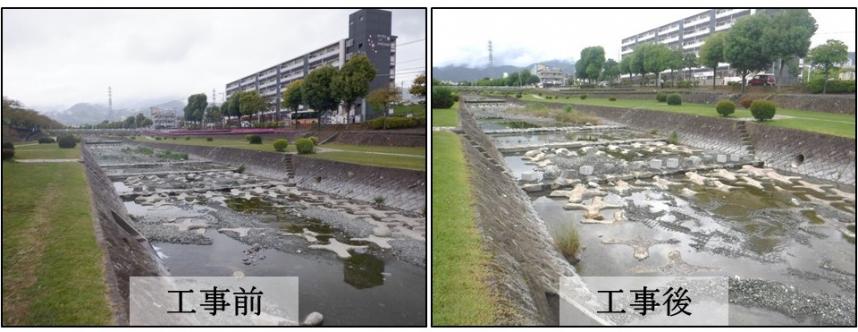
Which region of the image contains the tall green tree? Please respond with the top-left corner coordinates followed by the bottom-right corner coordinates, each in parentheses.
top-left (762, 9), bottom-right (817, 85)
top-left (183, 93), bottom-right (207, 126)
top-left (808, 39), bottom-right (849, 94)
top-left (629, 46), bottom-right (647, 86)
top-left (724, 14), bottom-right (774, 92)
top-left (302, 65), bottom-right (339, 127)
top-left (602, 59), bottom-right (621, 83)
top-left (576, 46), bottom-right (606, 84)
top-left (409, 74), bottom-right (427, 99)
top-left (238, 91), bottom-right (267, 124)
top-left (332, 55), bottom-right (376, 123)
top-left (205, 104), bottom-right (222, 125)
top-left (281, 79), bottom-right (304, 113)
top-left (666, 49), bottom-right (684, 86)
top-left (620, 55), bottom-right (634, 84)
top-left (641, 43), bottom-right (672, 90)
top-left (682, 52), bottom-right (698, 81)
top-left (699, 32), bottom-right (726, 89)
top-left (224, 93), bottom-right (242, 120)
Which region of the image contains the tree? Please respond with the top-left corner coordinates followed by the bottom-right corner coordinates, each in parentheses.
top-left (762, 9), bottom-right (817, 86)
top-left (682, 52), bottom-right (698, 81)
top-left (666, 49), bottom-right (684, 86)
top-left (302, 65), bottom-right (339, 127)
top-left (640, 43), bottom-right (672, 90)
top-left (409, 74), bottom-right (426, 100)
top-left (366, 87), bottom-right (401, 127)
top-left (628, 46), bottom-right (647, 86)
top-left (724, 14), bottom-right (774, 92)
top-left (183, 93), bottom-right (207, 126)
top-left (808, 39), bottom-right (849, 94)
top-left (620, 55), bottom-right (634, 83)
top-left (332, 55), bottom-right (376, 123)
top-left (205, 104), bottom-right (223, 125)
top-left (602, 59), bottom-right (621, 83)
top-left (238, 91), bottom-right (267, 124)
top-left (699, 32), bottom-right (726, 89)
top-left (576, 46), bottom-right (606, 84)
top-left (281, 79), bottom-right (304, 113)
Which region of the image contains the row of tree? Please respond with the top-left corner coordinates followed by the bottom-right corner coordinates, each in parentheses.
top-left (77, 113), bottom-right (153, 129)
top-left (2, 97), bottom-right (65, 129)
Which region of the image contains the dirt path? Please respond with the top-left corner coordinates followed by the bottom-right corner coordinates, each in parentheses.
top-left (15, 159), bottom-right (81, 163)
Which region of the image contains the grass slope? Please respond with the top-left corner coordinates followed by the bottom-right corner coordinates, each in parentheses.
top-left (432, 102), bottom-right (460, 127)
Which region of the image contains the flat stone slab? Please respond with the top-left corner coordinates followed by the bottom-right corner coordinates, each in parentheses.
top-left (497, 138), bottom-right (667, 153)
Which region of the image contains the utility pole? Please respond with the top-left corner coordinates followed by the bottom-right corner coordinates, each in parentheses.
top-left (488, 40), bottom-right (493, 68)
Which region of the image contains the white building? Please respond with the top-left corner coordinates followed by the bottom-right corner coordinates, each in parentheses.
top-left (533, 63), bottom-right (566, 87)
top-left (150, 107), bottom-right (178, 129)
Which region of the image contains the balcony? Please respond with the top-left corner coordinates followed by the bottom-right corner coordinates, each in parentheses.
top-left (684, 28), bottom-right (710, 39)
top-left (308, 49), bottom-right (340, 63)
top-left (660, 36), bottom-right (679, 44)
top-left (716, 9), bottom-right (748, 19)
top-left (683, 40), bottom-right (705, 50)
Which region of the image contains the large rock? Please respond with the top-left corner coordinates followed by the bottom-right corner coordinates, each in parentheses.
top-left (520, 172), bottom-right (539, 182)
top-left (542, 165), bottom-right (561, 179)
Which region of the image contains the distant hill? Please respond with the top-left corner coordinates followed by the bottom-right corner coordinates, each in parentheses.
top-left (432, 59), bottom-right (575, 83)
top-left (48, 99), bottom-right (185, 126)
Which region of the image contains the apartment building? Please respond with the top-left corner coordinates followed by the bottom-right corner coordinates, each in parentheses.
top-left (150, 107), bottom-right (178, 129)
top-left (225, 9), bottom-right (397, 123)
top-left (534, 63), bottom-right (566, 87)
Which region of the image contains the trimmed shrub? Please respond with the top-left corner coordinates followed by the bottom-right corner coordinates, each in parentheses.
top-left (57, 134), bottom-right (76, 148)
top-left (38, 137), bottom-right (55, 144)
top-left (273, 139), bottom-right (289, 152)
top-left (656, 92), bottom-right (667, 102)
top-left (172, 136), bottom-right (177, 140)
top-left (431, 86), bottom-right (455, 109)
top-left (738, 97), bottom-right (753, 109)
top-left (296, 138), bottom-right (314, 154)
top-left (668, 131), bottom-right (679, 145)
top-left (2, 142), bottom-right (14, 160)
top-left (206, 137), bottom-right (213, 142)
top-left (807, 78), bottom-right (856, 94)
top-left (715, 100), bottom-right (736, 117)
top-left (308, 136), bottom-right (319, 145)
top-left (579, 94), bottom-right (587, 100)
top-left (247, 135), bottom-right (262, 144)
top-left (185, 136), bottom-right (191, 140)
top-left (750, 100), bottom-right (776, 121)
top-left (666, 93), bottom-right (682, 105)
top-left (609, 97), bottom-right (617, 101)
top-left (369, 116), bottom-right (419, 130)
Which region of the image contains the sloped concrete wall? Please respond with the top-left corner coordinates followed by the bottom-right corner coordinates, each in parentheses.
top-left (81, 144), bottom-right (163, 325)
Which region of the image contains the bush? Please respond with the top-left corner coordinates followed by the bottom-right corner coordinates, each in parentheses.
top-left (57, 134), bottom-right (76, 148)
top-left (564, 106), bottom-right (572, 113)
top-left (656, 92), bottom-right (667, 102)
top-left (234, 164), bottom-right (245, 174)
top-left (515, 92), bottom-right (522, 98)
top-left (247, 135), bottom-right (262, 144)
top-left (738, 97), bottom-right (753, 109)
top-left (609, 97), bottom-right (617, 101)
top-left (296, 138), bottom-right (314, 154)
top-left (666, 93), bottom-right (682, 105)
top-left (750, 100), bottom-right (776, 121)
top-left (368, 116), bottom-right (419, 130)
top-left (2, 142), bottom-right (14, 160)
top-left (185, 136), bottom-right (191, 140)
top-left (38, 137), bottom-right (55, 144)
top-left (432, 86), bottom-right (455, 109)
top-left (715, 100), bottom-right (736, 117)
top-left (579, 94), bottom-right (587, 100)
top-left (308, 136), bottom-right (319, 145)
top-left (373, 196), bottom-right (385, 207)
top-left (553, 225), bottom-right (580, 261)
top-left (155, 136), bottom-right (162, 140)
top-left (272, 139), bottom-right (289, 152)
top-left (807, 78), bottom-right (856, 94)
top-left (668, 131), bottom-right (679, 145)
top-left (172, 137), bottom-right (177, 140)
top-left (206, 137), bottom-right (213, 142)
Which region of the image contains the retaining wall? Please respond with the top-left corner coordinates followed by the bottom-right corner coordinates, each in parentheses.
top-left (292, 156), bottom-right (425, 212)
top-left (330, 130), bottom-right (426, 147)
top-left (572, 104), bottom-right (856, 185)
top-left (81, 144), bottom-right (163, 325)
top-left (141, 142), bottom-right (426, 212)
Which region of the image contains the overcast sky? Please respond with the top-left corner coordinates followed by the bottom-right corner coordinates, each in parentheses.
top-left (2, 8), bottom-right (425, 112)
top-left (433, 8), bottom-right (855, 68)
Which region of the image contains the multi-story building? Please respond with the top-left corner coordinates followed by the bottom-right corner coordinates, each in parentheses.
top-left (225, 9), bottom-right (397, 123)
top-left (533, 63), bottom-right (566, 87)
top-left (150, 107), bottom-right (178, 129)
top-left (620, 9), bottom-right (757, 80)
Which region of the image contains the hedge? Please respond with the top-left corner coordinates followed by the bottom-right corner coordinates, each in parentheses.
top-left (57, 134), bottom-right (77, 148)
top-left (807, 79), bottom-right (856, 94)
top-left (666, 93), bottom-right (682, 105)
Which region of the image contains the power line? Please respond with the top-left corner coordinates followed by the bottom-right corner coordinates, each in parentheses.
top-left (397, 38), bottom-right (425, 47)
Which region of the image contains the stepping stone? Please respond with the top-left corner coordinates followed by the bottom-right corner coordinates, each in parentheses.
top-left (308, 239), bottom-right (367, 259)
top-left (351, 234), bottom-right (393, 249)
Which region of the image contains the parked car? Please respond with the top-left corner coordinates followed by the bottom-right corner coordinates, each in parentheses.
top-left (748, 74), bottom-right (777, 86)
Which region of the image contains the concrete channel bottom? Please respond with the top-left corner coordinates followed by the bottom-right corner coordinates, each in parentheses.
top-left (87, 142), bottom-right (426, 326)
top-left (480, 121), bottom-right (856, 326)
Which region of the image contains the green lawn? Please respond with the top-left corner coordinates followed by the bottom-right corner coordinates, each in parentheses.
top-left (2, 162), bottom-right (113, 325)
top-left (13, 144), bottom-right (81, 159)
top-left (432, 102), bottom-right (460, 127)
top-left (432, 131), bottom-right (498, 325)
top-left (393, 103), bottom-right (426, 118)
top-left (521, 95), bottom-right (856, 138)
top-left (145, 136), bottom-right (425, 171)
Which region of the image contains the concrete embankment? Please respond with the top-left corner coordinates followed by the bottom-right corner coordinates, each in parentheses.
top-left (140, 142), bottom-right (426, 212)
top-left (456, 101), bottom-right (608, 325)
top-left (80, 142), bottom-right (164, 325)
top-left (568, 104), bottom-right (856, 186)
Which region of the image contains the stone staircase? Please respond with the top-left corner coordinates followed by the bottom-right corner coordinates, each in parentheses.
top-left (735, 121), bottom-right (756, 157)
top-left (283, 153), bottom-right (295, 179)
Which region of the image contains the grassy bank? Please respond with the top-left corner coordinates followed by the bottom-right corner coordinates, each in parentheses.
top-left (1, 161), bottom-right (112, 325)
top-left (432, 102), bottom-right (459, 127)
top-left (432, 131), bottom-right (498, 325)
top-left (13, 144), bottom-right (81, 159)
top-left (520, 94), bottom-right (856, 138)
top-left (142, 136), bottom-right (425, 171)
